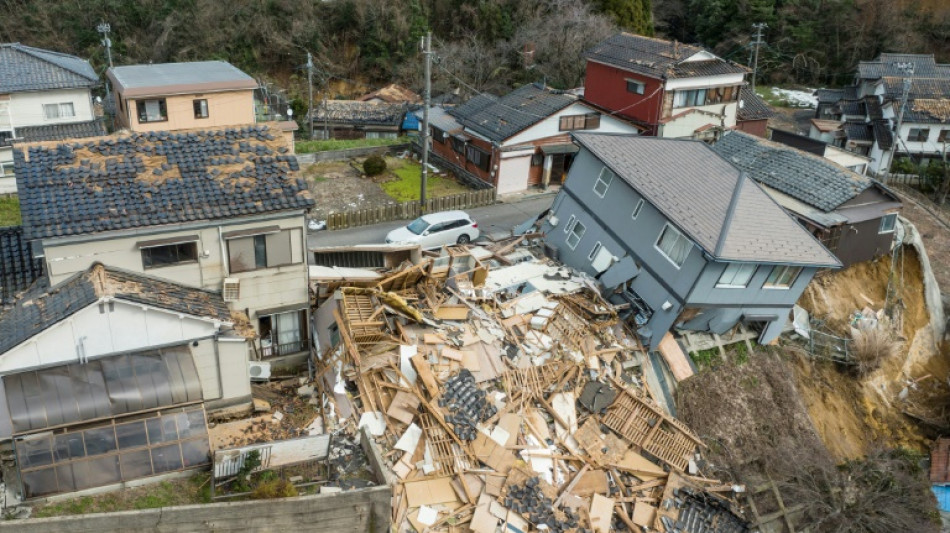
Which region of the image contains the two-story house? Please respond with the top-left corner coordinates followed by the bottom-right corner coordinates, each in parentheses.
top-left (712, 131), bottom-right (901, 268)
top-left (0, 43), bottom-right (104, 192)
top-left (582, 33), bottom-right (769, 139)
top-left (542, 133), bottom-right (840, 350)
top-left (14, 123), bottom-right (315, 366)
top-left (421, 83), bottom-right (641, 194)
top-left (0, 262), bottom-right (249, 500)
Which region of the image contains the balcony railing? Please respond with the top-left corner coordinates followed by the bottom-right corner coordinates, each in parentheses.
top-left (259, 339), bottom-right (309, 358)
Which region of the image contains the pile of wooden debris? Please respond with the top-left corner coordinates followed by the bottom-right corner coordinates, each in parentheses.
top-left (309, 239), bottom-right (751, 533)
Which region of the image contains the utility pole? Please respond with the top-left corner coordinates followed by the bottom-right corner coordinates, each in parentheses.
top-left (306, 51), bottom-right (314, 139)
top-left (420, 32), bottom-right (432, 212)
top-left (882, 63), bottom-right (914, 184)
top-left (751, 23), bottom-right (767, 93)
top-left (97, 22), bottom-right (114, 128)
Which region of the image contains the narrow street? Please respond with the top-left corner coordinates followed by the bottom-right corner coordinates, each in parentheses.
top-left (306, 193), bottom-right (556, 249)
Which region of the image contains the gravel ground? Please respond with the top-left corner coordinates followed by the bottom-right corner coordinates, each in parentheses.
top-left (302, 161), bottom-right (399, 222)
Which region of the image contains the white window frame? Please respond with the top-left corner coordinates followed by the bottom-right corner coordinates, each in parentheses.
top-left (716, 263), bottom-right (757, 289)
top-left (763, 265), bottom-right (802, 289)
top-left (43, 102), bottom-right (75, 120)
top-left (593, 167), bottom-right (614, 198)
top-left (654, 223), bottom-right (691, 269)
top-left (563, 214), bottom-right (576, 234)
top-left (879, 213), bottom-right (897, 234)
top-left (588, 241), bottom-right (602, 261)
top-left (631, 199), bottom-right (644, 219)
top-left (626, 79), bottom-right (645, 95)
top-left (566, 220), bottom-right (586, 250)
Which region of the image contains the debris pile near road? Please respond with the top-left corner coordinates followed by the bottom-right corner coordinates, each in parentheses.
top-left (309, 239), bottom-right (751, 532)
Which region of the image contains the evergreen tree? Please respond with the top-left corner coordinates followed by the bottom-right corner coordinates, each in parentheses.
top-left (596, 0), bottom-right (654, 36)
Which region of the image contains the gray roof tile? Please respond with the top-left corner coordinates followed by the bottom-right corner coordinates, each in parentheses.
top-left (737, 87), bottom-right (774, 121)
top-left (0, 226), bottom-right (44, 305)
top-left (0, 263), bottom-right (231, 355)
top-left (15, 124), bottom-right (313, 240)
top-left (584, 33), bottom-right (748, 80)
top-left (0, 43), bottom-right (98, 93)
top-left (858, 53), bottom-right (947, 80)
top-left (310, 100), bottom-right (407, 126)
top-left (573, 132), bottom-right (838, 267)
top-left (712, 131), bottom-right (870, 212)
top-left (449, 84), bottom-right (576, 142)
top-left (14, 120), bottom-right (106, 143)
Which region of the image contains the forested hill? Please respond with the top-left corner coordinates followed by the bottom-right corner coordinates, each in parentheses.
top-left (1, 0), bottom-right (948, 103)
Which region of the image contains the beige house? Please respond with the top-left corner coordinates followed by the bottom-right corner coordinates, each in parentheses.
top-left (14, 123), bottom-right (314, 366)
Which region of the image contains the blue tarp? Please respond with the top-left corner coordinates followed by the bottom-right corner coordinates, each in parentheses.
top-left (402, 113), bottom-right (420, 131)
top-left (933, 485), bottom-right (950, 512)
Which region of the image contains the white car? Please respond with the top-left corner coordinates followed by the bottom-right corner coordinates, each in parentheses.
top-left (385, 210), bottom-right (480, 249)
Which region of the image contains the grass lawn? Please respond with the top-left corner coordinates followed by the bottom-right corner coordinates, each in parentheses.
top-left (32, 474), bottom-right (211, 518)
top-left (0, 196), bottom-right (21, 226)
top-left (379, 158), bottom-right (469, 202)
top-left (296, 136), bottom-right (406, 154)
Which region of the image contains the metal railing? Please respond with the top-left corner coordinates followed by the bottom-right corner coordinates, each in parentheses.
top-left (260, 339), bottom-right (309, 358)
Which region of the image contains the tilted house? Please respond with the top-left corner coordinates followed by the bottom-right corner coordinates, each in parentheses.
top-left (582, 33), bottom-right (752, 139)
top-left (14, 123), bottom-right (315, 365)
top-left (542, 133), bottom-right (840, 350)
top-left (0, 43), bottom-right (104, 192)
top-left (423, 83), bottom-right (641, 194)
top-left (0, 263), bottom-right (246, 499)
top-left (712, 131), bottom-right (901, 268)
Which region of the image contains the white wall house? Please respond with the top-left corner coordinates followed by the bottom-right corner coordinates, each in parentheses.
top-left (0, 43), bottom-right (101, 193)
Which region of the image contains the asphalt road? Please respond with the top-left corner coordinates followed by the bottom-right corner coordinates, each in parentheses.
top-left (307, 193), bottom-right (555, 249)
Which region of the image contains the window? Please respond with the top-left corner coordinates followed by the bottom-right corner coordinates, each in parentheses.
top-left (626, 79), bottom-right (645, 95)
top-left (907, 128), bottom-right (930, 142)
top-left (227, 229), bottom-right (297, 273)
top-left (431, 126), bottom-right (446, 143)
top-left (451, 136), bottom-right (465, 154)
top-left (136, 99), bottom-right (168, 123)
top-left (631, 199), bottom-right (644, 219)
top-left (0, 130), bottom-right (12, 147)
top-left (879, 213), bottom-right (898, 234)
top-left (259, 309), bottom-right (309, 357)
top-left (593, 166), bottom-right (614, 198)
top-left (566, 219), bottom-right (586, 250)
top-left (716, 263), bottom-right (757, 288)
top-left (141, 242), bottom-right (198, 269)
top-left (531, 153), bottom-right (544, 166)
top-left (465, 145), bottom-right (491, 171)
top-left (559, 113), bottom-right (601, 131)
top-left (764, 265), bottom-right (802, 289)
top-left (588, 241), bottom-right (602, 261)
top-left (43, 102), bottom-right (75, 120)
top-left (939, 129), bottom-right (950, 143)
top-left (673, 89), bottom-right (708, 108)
top-left (193, 99), bottom-right (209, 119)
top-left (563, 214), bottom-right (575, 234)
top-left (655, 224), bottom-right (691, 268)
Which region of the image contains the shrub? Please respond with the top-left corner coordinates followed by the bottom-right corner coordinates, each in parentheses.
top-left (363, 155), bottom-right (387, 176)
top-left (850, 327), bottom-right (901, 376)
top-left (251, 478), bottom-right (298, 499)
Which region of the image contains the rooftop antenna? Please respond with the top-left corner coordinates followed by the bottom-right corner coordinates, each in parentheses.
top-left (97, 22), bottom-right (113, 68)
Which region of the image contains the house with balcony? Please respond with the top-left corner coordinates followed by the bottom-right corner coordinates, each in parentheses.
top-left (0, 43), bottom-right (104, 193)
top-left (420, 83), bottom-right (641, 194)
top-left (582, 33), bottom-right (756, 139)
top-left (13, 123), bottom-right (315, 367)
top-left (542, 133), bottom-right (840, 350)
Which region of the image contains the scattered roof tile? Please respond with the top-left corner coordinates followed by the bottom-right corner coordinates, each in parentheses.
top-left (15, 123), bottom-right (313, 240)
top-left (310, 101), bottom-right (407, 126)
top-left (0, 43), bottom-right (98, 93)
top-left (584, 33), bottom-right (748, 80)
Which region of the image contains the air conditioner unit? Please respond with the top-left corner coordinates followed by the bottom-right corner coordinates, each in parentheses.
top-left (223, 278), bottom-right (240, 302)
top-left (248, 361), bottom-right (271, 382)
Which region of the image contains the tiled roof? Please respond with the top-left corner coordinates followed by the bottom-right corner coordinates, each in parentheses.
top-left (0, 43), bottom-right (98, 93)
top-left (842, 122), bottom-right (874, 143)
top-left (15, 123), bottom-right (313, 240)
top-left (858, 53), bottom-right (947, 80)
top-left (584, 33), bottom-right (748, 79)
top-left (357, 84), bottom-right (421, 104)
top-left (0, 263), bottom-right (231, 355)
top-left (14, 120), bottom-right (106, 143)
top-left (736, 86), bottom-right (774, 121)
top-left (769, 129), bottom-right (827, 156)
top-left (449, 94), bottom-right (498, 118)
top-left (449, 83), bottom-right (577, 142)
top-left (833, 97), bottom-right (882, 120)
top-left (872, 120), bottom-right (894, 150)
top-left (903, 98), bottom-right (950, 123)
top-left (816, 89), bottom-right (845, 104)
top-left (310, 101), bottom-right (407, 126)
top-left (712, 131), bottom-right (872, 212)
top-left (573, 133), bottom-right (838, 267)
top-left (881, 77), bottom-right (950, 99)
top-left (0, 226), bottom-right (44, 305)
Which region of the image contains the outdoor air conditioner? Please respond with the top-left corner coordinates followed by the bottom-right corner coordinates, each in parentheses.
top-left (222, 278), bottom-right (240, 302)
top-left (248, 361), bottom-right (271, 382)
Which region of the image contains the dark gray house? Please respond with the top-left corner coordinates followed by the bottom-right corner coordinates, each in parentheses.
top-left (542, 133), bottom-right (840, 349)
top-left (712, 131), bottom-right (901, 268)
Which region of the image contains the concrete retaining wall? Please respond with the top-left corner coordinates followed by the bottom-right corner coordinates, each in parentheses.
top-left (296, 143), bottom-right (410, 164)
top-left (1, 486), bottom-right (391, 533)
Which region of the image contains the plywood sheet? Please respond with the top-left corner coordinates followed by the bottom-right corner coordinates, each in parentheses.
top-left (404, 477), bottom-right (459, 507)
top-left (658, 332), bottom-right (694, 381)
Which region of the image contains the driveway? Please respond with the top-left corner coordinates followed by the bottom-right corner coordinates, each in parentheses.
top-left (307, 193), bottom-right (556, 249)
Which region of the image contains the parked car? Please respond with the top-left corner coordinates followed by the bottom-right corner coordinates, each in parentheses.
top-left (385, 210), bottom-right (480, 249)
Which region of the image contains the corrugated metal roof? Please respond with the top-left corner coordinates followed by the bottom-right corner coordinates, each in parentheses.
top-left (573, 132), bottom-right (838, 267)
top-left (109, 61), bottom-right (256, 93)
top-left (0, 43), bottom-right (98, 93)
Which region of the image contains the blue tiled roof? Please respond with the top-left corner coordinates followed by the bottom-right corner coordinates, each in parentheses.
top-left (0, 226), bottom-right (44, 305)
top-left (15, 124), bottom-right (314, 240)
top-left (0, 43), bottom-right (98, 93)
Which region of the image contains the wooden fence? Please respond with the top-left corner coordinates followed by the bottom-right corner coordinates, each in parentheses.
top-left (324, 188), bottom-right (497, 230)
